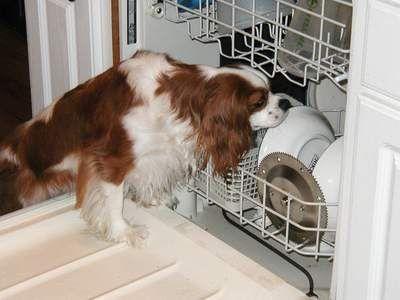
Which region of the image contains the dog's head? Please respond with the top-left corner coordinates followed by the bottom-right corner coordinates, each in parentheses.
top-left (158, 57), bottom-right (291, 176)
top-left (196, 65), bottom-right (291, 175)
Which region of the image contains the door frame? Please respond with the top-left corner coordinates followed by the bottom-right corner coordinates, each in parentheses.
top-left (25, 0), bottom-right (113, 116)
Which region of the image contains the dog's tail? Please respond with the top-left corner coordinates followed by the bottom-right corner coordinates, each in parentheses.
top-left (0, 158), bottom-right (22, 216)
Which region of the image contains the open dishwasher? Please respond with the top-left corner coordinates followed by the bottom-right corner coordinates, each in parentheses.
top-left (4, 0), bottom-right (400, 299)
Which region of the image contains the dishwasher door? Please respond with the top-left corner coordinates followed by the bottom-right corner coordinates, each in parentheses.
top-left (0, 195), bottom-right (306, 299)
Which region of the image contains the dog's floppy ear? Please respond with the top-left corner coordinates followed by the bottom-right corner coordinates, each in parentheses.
top-left (197, 87), bottom-right (252, 176)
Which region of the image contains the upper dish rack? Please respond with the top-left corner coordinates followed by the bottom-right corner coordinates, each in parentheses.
top-left (155, 0), bottom-right (353, 90)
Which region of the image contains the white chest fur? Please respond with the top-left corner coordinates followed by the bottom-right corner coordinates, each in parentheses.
top-left (122, 98), bottom-right (196, 206)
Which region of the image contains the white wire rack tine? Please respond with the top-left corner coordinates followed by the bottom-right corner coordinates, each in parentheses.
top-left (239, 167), bottom-right (244, 224)
top-left (285, 197), bottom-right (291, 252)
top-left (271, 227), bottom-right (285, 235)
top-left (250, 0), bottom-right (256, 67)
top-left (315, 204), bottom-right (322, 260)
top-left (206, 163), bottom-right (211, 204)
top-left (199, 0), bottom-right (202, 37)
top-left (326, 32), bottom-right (331, 58)
top-left (205, 0), bottom-right (209, 39)
top-left (262, 179), bottom-right (266, 237)
top-left (340, 26), bottom-right (345, 41)
top-left (231, 0), bottom-right (236, 58)
top-left (316, 0), bottom-right (326, 78)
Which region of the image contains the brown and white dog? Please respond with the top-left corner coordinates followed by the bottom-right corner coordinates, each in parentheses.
top-left (0, 50), bottom-right (290, 245)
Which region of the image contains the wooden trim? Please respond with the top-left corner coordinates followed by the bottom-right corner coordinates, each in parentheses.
top-left (111, 0), bottom-right (120, 65)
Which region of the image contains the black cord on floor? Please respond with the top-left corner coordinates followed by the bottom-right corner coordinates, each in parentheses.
top-left (221, 209), bottom-right (318, 298)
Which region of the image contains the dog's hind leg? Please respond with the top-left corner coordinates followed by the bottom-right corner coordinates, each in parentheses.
top-left (0, 160), bottom-right (22, 215)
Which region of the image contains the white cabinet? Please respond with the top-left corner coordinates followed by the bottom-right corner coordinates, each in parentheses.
top-left (333, 1), bottom-right (400, 299)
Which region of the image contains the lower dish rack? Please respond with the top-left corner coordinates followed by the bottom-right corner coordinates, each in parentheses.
top-left (189, 131), bottom-right (337, 259)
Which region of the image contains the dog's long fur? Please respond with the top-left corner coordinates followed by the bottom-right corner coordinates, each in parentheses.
top-left (0, 50), bottom-right (289, 244)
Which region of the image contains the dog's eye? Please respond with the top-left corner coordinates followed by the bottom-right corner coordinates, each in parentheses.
top-left (253, 98), bottom-right (266, 109)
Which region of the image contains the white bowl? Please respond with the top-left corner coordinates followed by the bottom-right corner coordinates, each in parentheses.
top-left (274, 93), bottom-right (304, 108)
top-left (307, 78), bottom-right (347, 135)
top-left (312, 136), bottom-right (344, 243)
top-left (257, 106), bottom-right (335, 170)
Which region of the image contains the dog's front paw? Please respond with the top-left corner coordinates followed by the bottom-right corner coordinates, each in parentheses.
top-left (123, 183), bottom-right (136, 201)
top-left (164, 196), bottom-right (179, 210)
top-left (121, 225), bottom-right (149, 247)
top-left (108, 223), bottom-right (149, 247)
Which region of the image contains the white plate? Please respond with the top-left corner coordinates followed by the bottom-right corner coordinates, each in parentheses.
top-left (313, 136), bottom-right (344, 243)
top-left (257, 106), bottom-right (335, 171)
top-left (307, 78), bottom-right (347, 135)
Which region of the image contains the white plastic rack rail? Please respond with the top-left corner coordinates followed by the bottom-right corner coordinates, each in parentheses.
top-left (155, 0), bottom-right (353, 91)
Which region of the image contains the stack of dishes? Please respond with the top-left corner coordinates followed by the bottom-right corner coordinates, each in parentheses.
top-left (256, 93), bottom-right (344, 247)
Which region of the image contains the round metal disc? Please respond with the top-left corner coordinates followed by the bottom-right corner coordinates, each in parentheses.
top-left (257, 152), bottom-right (328, 245)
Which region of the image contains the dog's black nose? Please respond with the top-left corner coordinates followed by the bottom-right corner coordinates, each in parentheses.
top-left (278, 98), bottom-right (292, 111)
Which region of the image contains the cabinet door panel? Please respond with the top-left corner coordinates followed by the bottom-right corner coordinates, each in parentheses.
top-left (333, 1), bottom-right (400, 299)
top-left (46, 0), bottom-right (78, 100)
top-left (25, 0), bottom-right (112, 115)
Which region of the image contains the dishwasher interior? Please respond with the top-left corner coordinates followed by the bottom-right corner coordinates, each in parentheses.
top-left (139, 0), bottom-right (353, 298)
